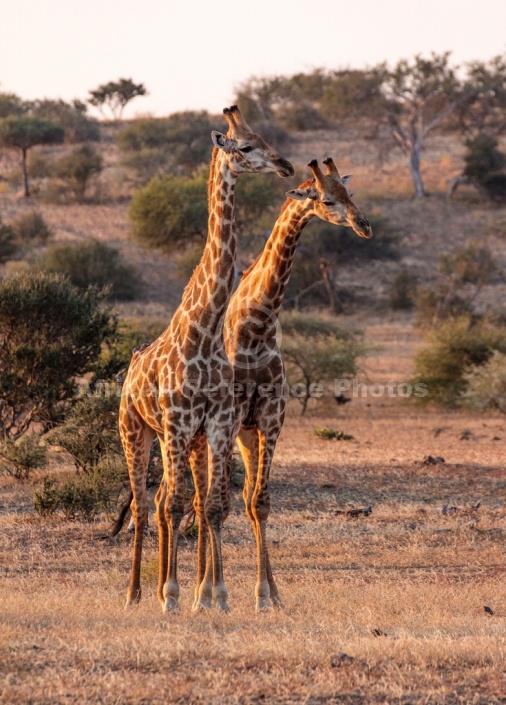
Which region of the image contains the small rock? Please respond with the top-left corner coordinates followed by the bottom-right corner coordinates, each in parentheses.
top-left (423, 455), bottom-right (445, 465)
top-left (330, 652), bottom-right (355, 668)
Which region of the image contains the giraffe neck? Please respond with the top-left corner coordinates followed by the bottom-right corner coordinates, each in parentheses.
top-left (180, 148), bottom-right (237, 333)
top-left (231, 196), bottom-right (314, 318)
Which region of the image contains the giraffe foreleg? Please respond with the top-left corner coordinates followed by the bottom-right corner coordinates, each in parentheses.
top-left (195, 430), bottom-right (231, 612)
top-left (189, 436), bottom-right (212, 610)
top-left (154, 473), bottom-right (168, 609)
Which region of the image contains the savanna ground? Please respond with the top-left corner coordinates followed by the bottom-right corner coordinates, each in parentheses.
top-left (1, 125), bottom-right (506, 703)
top-left (1, 323), bottom-right (505, 705)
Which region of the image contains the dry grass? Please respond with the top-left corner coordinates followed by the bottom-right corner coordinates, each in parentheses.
top-left (2, 359), bottom-right (506, 703)
top-left (2, 129), bottom-right (506, 703)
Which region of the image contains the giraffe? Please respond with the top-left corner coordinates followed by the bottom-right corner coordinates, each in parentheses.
top-left (187, 157), bottom-right (372, 610)
top-left (119, 105), bottom-right (293, 613)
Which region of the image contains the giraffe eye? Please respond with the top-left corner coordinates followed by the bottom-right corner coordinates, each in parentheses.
top-left (322, 200), bottom-right (334, 206)
top-left (239, 145), bottom-right (253, 153)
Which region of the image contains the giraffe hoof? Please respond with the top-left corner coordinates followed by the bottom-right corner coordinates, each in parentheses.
top-left (163, 597), bottom-right (180, 613)
top-left (125, 589), bottom-right (141, 608)
top-left (216, 599), bottom-right (231, 613)
top-left (256, 596), bottom-right (273, 611)
top-left (193, 595), bottom-right (212, 612)
top-left (272, 594), bottom-right (285, 610)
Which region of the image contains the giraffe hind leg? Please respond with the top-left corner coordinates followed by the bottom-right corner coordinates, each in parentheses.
top-left (121, 412), bottom-right (155, 608)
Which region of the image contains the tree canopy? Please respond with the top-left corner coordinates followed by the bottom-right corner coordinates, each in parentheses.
top-left (88, 78), bottom-right (147, 119)
top-left (0, 272), bottom-right (113, 439)
top-left (0, 116), bottom-right (64, 196)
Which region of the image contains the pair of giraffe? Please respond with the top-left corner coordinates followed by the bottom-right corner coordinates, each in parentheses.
top-left (119, 106), bottom-right (372, 613)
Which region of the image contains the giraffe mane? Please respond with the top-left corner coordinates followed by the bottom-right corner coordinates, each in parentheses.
top-left (179, 147), bottom-right (220, 302)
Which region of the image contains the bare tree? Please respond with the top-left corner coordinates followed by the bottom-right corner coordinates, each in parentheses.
top-left (382, 52), bottom-right (463, 197)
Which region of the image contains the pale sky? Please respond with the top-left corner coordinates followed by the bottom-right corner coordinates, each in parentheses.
top-left (1, 0), bottom-right (505, 119)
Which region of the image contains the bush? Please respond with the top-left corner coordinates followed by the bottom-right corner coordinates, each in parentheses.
top-left (117, 111), bottom-right (215, 181)
top-left (389, 270), bottom-right (417, 310)
top-left (464, 133), bottom-right (505, 181)
top-left (278, 102), bottom-right (328, 131)
top-left (314, 427), bottom-right (354, 441)
top-left (34, 457), bottom-right (127, 520)
top-left (47, 391), bottom-right (123, 472)
top-left (53, 144), bottom-right (103, 203)
top-left (38, 240), bottom-right (139, 300)
top-left (310, 215), bottom-right (397, 263)
top-left (11, 211), bottom-right (51, 246)
top-left (129, 168), bottom-right (208, 252)
top-left (0, 434), bottom-right (47, 480)
top-left (462, 351), bottom-right (506, 413)
top-left (411, 317), bottom-right (506, 407)
top-left (280, 315), bottom-right (367, 414)
top-left (0, 272), bottom-right (113, 438)
top-left (415, 241), bottom-right (498, 327)
top-left (30, 99), bottom-right (100, 143)
top-left (0, 217), bottom-right (17, 263)
top-left (95, 317), bottom-right (166, 381)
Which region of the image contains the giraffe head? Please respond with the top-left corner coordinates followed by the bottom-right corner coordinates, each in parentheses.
top-left (286, 157), bottom-right (373, 239)
top-left (211, 105), bottom-right (294, 178)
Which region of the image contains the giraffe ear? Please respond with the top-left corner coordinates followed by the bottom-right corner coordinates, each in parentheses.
top-left (341, 174), bottom-right (353, 185)
top-left (286, 188), bottom-right (311, 201)
top-left (211, 131), bottom-right (233, 151)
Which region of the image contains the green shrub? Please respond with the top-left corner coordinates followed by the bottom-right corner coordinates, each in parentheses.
top-left (412, 317), bottom-right (506, 407)
top-left (415, 286), bottom-right (474, 327)
top-left (117, 111), bottom-right (215, 181)
top-left (415, 241), bottom-right (498, 327)
top-left (95, 317), bottom-right (165, 381)
top-left (0, 217), bottom-right (17, 263)
top-left (0, 434), bottom-right (47, 480)
top-left (11, 211), bottom-right (51, 246)
top-left (47, 391), bottom-right (123, 472)
top-left (462, 351), bottom-right (506, 413)
top-left (53, 144), bottom-right (103, 203)
top-left (34, 457), bottom-right (127, 520)
top-left (0, 272), bottom-right (113, 438)
top-left (314, 428), bottom-right (354, 441)
top-left (281, 317), bottom-right (367, 414)
top-left (38, 240), bottom-right (139, 300)
top-left (278, 102), bottom-right (328, 131)
top-left (31, 99), bottom-right (100, 143)
top-left (310, 216), bottom-right (397, 263)
top-left (129, 169), bottom-right (208, 252)
top-left (389, 270), bottom-right (417, 310)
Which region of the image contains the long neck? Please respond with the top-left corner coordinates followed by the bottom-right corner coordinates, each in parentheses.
top-left (230, 197), bottom-right (313, 319)
top-left (180, 148), bottom-right (237, 331)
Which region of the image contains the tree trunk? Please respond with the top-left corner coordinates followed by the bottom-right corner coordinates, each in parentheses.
top-left (22, 147), bottom-right (30, 197)
top-left (320, 261), bottom-right (343, 314)
top-left (410, 147), bottom-right (426, 198)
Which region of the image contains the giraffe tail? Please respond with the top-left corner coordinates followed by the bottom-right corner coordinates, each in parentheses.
top-left (110, 490), bottom-right (133, 536)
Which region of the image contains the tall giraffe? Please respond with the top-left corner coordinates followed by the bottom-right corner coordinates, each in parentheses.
top-left (119, 106), bottom-right (293, 612)
top-left (187, 157), bottom-right (372, 609)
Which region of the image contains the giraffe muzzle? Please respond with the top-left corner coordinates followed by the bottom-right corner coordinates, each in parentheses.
top-left (275, 158), bottom-right (295, 178)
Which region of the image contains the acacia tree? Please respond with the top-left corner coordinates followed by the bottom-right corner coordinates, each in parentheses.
top-left (0, 272), bottom-right (113, 439)
top-left (448, 54), bottom-right (506, 200)
top-left (88, 78), bottom-right (147, 119)
top-left (457, 54), bottom-right (506, 137)
top-left (0, 116), bottom-right (64, 196)
top-left (382, 52), bottom-right (463, 197)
